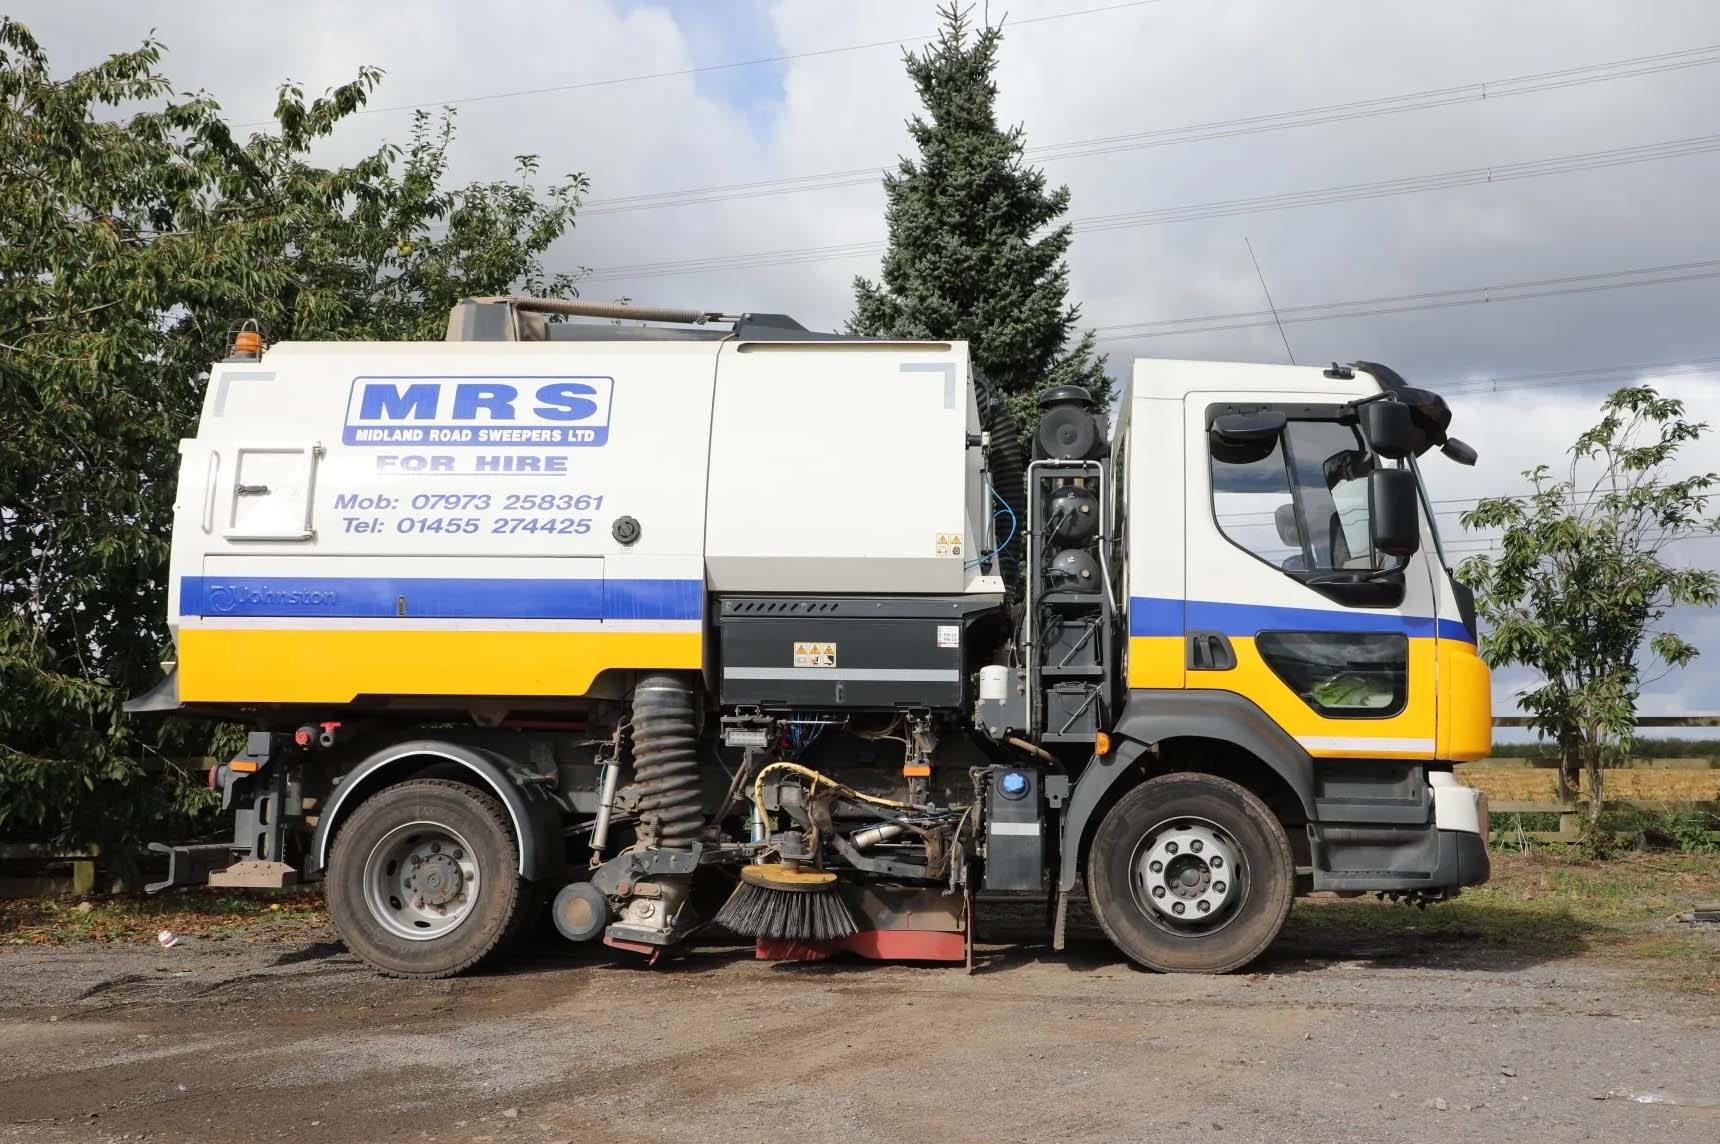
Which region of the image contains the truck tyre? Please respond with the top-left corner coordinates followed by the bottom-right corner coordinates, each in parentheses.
top-left (327, 778), bottom-right (532, 978)
top-left (1086, 772), bottom-right (1293, 974)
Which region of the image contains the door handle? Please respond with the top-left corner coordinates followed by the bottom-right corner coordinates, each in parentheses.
top-left (1186, 631), bottom-right (1236, 671)
top-left (234, 483), bottom-right (271, 496)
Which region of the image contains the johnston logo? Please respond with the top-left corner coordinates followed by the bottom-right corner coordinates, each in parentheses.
top-left (342, 375), bottom-right (615, 447)
top-left (204, 583), bottom-right (339, 614)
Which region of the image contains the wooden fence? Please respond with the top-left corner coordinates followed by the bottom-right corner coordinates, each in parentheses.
top-left (1483, 799), bottom-right (1720, 844)
top-left (1477, 714), bottom-right (1720, 842)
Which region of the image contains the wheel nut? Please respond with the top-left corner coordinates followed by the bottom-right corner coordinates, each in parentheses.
top-left (1152, 886), bottom-right (1166, 899)
top-left (1197, 900), bottom-right (1211, 913)
top-left (430, 842), bottom-right (442, 853)
top-left (1149, 860), bottom-right (1163, 873)
top-left (1214, 881), bottom-right (1226, 894)
top-left (1210, 856), bottom-right (1224, 869)
top-left (1172, 901), bottom-right (1186, 915)
top-left (453, 849), bottom-right (464, 861)
top-left (1165, 842), bottom-right (1178, 855)
top-left (1191, 840), bottom-right (1203, 853)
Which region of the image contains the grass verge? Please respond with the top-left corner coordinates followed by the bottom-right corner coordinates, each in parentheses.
top-left (1282, 851), bottom-right (1720, 991)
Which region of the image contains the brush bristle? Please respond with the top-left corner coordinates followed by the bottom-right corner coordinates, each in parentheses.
top-left (714, 881), bottom-right (859, 941)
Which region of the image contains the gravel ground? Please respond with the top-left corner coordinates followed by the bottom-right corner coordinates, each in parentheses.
top-left (1, 902), bottom-right (1717, 1144)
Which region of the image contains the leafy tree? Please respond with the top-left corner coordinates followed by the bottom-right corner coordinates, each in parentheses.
top-left (850, 2), bottom-right (1107, 431)
top-left (1460, 387), bottom-right (1719, 833)
top-left (0, 18), bottom-right (585, 870)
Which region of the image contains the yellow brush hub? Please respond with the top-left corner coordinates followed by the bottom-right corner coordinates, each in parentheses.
top-left (739, 863), bottom-right (838, 892)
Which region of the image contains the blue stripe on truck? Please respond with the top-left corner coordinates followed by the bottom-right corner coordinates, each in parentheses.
top-left (178, 576), bottom-right (704, 621)
top-left (1129, 595), bottom-right (1471, 642)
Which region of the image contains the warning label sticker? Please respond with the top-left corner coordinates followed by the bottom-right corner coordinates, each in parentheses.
top-left (936, 624), bottom-right (961, 649)
top-left (935, 532), bottom-right (964, 558)
top-left (793, 641), bottom-right (837, 668)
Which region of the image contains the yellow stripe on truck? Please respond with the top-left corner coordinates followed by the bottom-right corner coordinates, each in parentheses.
top-left (1128, 633), bottom-right (1442, 759)
top-left (1125, 635), bottom-right (1185, 689)
top-left (178, 628), bottom-right (702, 704)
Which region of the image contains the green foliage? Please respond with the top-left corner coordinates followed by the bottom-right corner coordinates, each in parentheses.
top-left (1459, 386), bottom-right (1720, 823)
top-left (1607, 804), bottom-right (1720, 854)
top-left (1489, 737), bottom-right (1719, 760)
top-left (0, 19), bottom-right (585, 866)
top-left (849, 3), bottom-right (1107, 430)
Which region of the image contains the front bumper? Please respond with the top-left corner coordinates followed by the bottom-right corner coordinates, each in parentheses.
top-left (1437, 827), bottom-right (1491, 888)
top-left (1428, 769), bottom-right (1490, 885)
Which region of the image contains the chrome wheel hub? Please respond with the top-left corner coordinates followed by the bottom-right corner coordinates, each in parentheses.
top-left (1133, 818), bottom-right (1240, 926)
top-left (363, 822), bottom-right (481, 941)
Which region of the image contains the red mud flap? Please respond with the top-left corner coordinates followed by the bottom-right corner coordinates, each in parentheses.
top-left (756, 929), bottom-right (967, 963)
top-left (603, 935), bottom-right (665, 965)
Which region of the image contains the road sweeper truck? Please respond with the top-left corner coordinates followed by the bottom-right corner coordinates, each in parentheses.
top-left (131, 296), bottom-right (1492, 977)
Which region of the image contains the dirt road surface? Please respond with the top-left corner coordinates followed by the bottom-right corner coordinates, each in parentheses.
top-left (2, 901), bottom-right (1717, 1144)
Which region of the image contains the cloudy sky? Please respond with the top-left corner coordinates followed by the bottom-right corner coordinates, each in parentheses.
top-left (13, 0), bottom-right (1720, 725)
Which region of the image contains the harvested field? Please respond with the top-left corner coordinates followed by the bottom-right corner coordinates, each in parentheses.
top-left (1457, 764), bottom-right (1720, 804)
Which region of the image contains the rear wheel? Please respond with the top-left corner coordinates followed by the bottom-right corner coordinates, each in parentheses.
top-left (328, 778), bottom-right (532, 978)
top-left (1087, 772), bottom-right (1293, 973)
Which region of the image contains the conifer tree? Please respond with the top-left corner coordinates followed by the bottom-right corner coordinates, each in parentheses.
top-left (851, 3), bottom-right (1108, 429)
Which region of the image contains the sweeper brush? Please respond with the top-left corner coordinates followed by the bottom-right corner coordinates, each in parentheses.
top-left (714, 864), bottom-right (859, 941)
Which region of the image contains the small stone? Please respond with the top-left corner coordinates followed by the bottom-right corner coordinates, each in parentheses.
top-left (1435, 1098), bottom-right (1448, 1111)
top-left (501, 1108), bottom-right (519, 1119)
top-left (76, 901), bottom-right (95, 914)
top-left (1501, 1066), bottom-right (1516, 1077)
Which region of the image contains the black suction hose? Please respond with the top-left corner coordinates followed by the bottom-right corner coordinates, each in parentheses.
top-left (630, 673), bottom-right (704, 850)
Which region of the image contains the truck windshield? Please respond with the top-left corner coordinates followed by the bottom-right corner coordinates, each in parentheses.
top-left (1210, 415), bottom-right (1405, 575)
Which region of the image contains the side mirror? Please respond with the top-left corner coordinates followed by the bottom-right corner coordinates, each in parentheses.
top-left (1212, 410), bottom-right (1287, 443)
top-left (1369, 468), bottom-right (1421, 558)
top-left (1358, 400), bottom-right (1414, 460)
top-left (1441, 437), bottom-right (1478, 466)
top-left (1273, 503), bottom-right (1300, 547)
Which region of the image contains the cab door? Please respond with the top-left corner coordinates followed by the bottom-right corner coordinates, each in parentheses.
top-left (1183, 395), bottom-right (1440, 761)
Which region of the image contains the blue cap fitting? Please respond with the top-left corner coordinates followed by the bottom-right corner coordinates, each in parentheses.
top-left (999, 771), bottom-right (1029, 798)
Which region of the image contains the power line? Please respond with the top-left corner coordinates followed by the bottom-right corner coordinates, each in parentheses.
top-left (1439, 354), bottom-right (1720, 394)
top-left (233, 0), bottom-right (1166, 130)
top-left (578, 41), bottom-right (1720, 216)
top-left (1074, 132), bottom-right (1720, 233)
top-left (1089, 255), bottom-right (1720, 342)
top-left (575, 131), bottom-right (1720, 283)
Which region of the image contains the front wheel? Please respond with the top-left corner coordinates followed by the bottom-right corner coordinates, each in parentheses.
top-left (1086, 772), bottom-right (1293, 973)
top-left (327, 778), bottom-right (534, 978)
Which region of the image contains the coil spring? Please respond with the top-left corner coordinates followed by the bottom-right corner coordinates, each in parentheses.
top-left (630, 673), bottom-right (704, 850)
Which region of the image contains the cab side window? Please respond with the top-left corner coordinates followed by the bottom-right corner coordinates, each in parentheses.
top-left (1208, 408), bottom-right (1404, 576)
top-left (1284, 420), bottom-right (1381, 571)
top-left (1211, 429), bottom-right (1303, 570)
